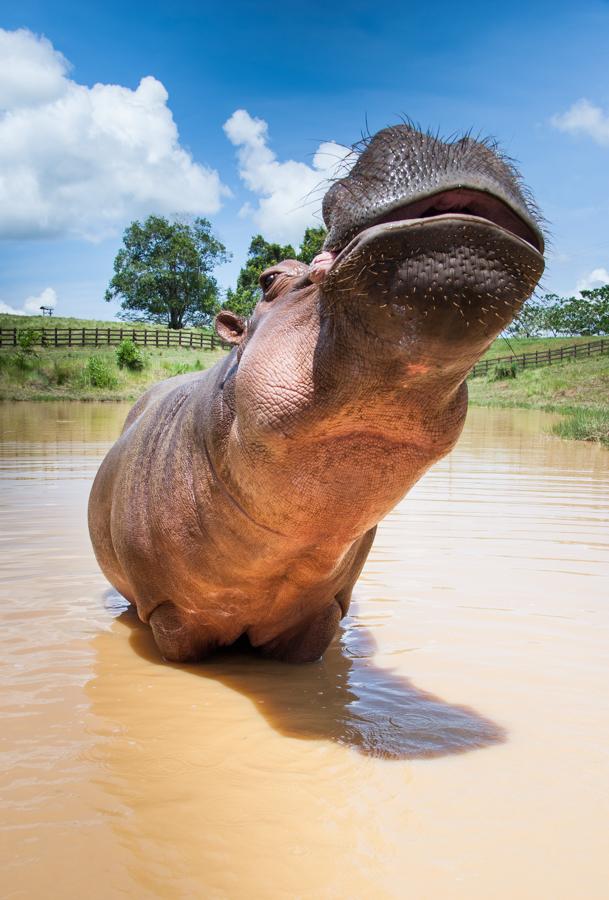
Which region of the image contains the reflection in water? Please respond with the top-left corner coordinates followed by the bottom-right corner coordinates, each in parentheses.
top-left (115, 595), bottom-right (503, 760)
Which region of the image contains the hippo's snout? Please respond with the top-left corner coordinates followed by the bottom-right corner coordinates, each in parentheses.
top-left (317, 124), bottom-right (544, 348)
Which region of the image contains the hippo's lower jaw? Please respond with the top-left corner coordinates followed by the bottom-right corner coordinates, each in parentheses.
top-left (313, 210), bottom-right (544, 371)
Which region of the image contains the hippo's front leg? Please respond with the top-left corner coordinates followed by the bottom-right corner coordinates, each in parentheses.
top-left (260, 601), bottom-right (343, 663)
top-left (149, 602), bottom-right (216, 662)
top-left (259, 526), bottom-right (378, 663)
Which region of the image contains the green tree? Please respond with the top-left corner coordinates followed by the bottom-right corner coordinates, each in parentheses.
top-left (584, 285), bottom-right (609, 334)
top-left (507, 287), bottom-right (609, 338)
top-left (105, 216), bottom-right (230, 329)
top-left (540, 293), bottom-right (568, 336)
top-left (223, 234), bottom-right (296, 317)
top-left (560, 285), bottom-right (609, 335)
top-left (297, 226), bottom-right (327, 264)
top-left (506, 297), bottom-right (547, 338)
top-left (224, 227), bottom-right (328, 317)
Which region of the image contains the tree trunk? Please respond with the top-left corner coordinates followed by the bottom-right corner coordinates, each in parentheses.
top-left (168, 306), bottom-right (183, 330)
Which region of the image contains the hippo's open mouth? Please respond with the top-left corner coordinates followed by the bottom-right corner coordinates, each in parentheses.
top-left (311, 187), bottom-right (543, 285)
top-left (366, 188), bottom-right (543, 253)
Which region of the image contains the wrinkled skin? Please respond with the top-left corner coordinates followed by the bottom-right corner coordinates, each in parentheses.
top-left (89, 124), bottom-right (544, 663)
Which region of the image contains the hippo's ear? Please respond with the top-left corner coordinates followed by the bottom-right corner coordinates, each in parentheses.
top-left (215, 311), bottom-right (246, 345)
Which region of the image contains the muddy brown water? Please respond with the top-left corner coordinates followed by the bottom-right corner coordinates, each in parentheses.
top-left (1, 401), bottom-right (608, 899)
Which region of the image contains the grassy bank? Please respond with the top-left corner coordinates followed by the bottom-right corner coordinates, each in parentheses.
top-left (0, 344), bottom-right (227, 401)
top-left (468, 353), bottom-right (609, 446)
top-left (0, 313), bottom-right (225, 400)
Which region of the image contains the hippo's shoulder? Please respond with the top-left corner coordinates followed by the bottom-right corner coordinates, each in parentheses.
top-left (120, 353), bottom-right (232, 435)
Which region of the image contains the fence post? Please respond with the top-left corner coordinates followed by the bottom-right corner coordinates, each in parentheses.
top-left (155, 330), bottom-right (159, 347)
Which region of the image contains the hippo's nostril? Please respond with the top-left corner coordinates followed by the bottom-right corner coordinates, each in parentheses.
top-left (310, 251), bottom-right (337, 284)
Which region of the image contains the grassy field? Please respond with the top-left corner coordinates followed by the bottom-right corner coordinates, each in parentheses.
top-left (0, 344), bottom-right (227, 401)
top-left (0, 313), bottom-right (224, 400)
top-left (468, 353), bottom-right (609, 447)
top-left (482, 334), bottom-right (596, 360)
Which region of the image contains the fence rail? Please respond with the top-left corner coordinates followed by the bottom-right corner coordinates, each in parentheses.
top-left (470, 338), bottom-right (609, 377)
top-left (0, 326), bottom-right (231, 351)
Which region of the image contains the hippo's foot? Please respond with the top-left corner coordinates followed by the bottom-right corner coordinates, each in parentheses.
top-left (259, 601), bottom-right (342, 664)
top-left (149, 602), bottom-right (214, 662)
top-left (148, 599), bottom-right (342, 665)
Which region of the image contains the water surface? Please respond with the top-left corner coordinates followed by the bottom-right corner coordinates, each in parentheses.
top-left (1, 401), bottom-right (608, 898)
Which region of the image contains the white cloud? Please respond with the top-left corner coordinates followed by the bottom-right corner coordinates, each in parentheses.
top-left (23, 286), bottom-right (57, 313)
top-left (0, 28), bottom-right (229, 241)
top-left (551, 99), bottom-right (609, 146)
top-left (0, 28), bottom-right (69, 110)
top-left (0, 286), bottom-right (58, 316)
top-left (0, 301), bottom-right (27, 316)
top-left (223, 108), bottom-right (355, 245)
top-left (576, 267), bottom-right (609, 294)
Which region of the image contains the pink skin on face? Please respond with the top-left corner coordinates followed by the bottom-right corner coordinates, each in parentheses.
top-left (309, 251), bottom-right (337, 283)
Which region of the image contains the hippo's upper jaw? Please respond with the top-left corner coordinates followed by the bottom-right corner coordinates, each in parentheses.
top-left (311, 125), bottom-right (545, 369)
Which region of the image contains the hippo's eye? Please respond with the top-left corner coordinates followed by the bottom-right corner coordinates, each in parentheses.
top-left (260, 272), bottom-right (278, 294)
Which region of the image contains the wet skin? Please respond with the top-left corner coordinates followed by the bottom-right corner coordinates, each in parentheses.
top-left (88, 124), bottom-right (545, 663)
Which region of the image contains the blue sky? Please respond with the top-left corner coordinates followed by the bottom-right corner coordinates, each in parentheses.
top-left (1, 0), bottom-right (608, 319)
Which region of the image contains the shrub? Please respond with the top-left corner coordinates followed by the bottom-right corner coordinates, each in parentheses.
top-left (84, 356), bottom-right (118, 389)
top-left (17, 328), bottom-right (41, 352)
top-left (490, 361), bottom-right (518, 381)
top-left (115, 339), bottom-right (144, 371)
top-left (12, 351), bottom-right (37, 372)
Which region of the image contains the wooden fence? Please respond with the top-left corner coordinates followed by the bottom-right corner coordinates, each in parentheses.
top-left (470, 338), bottom-right (609, 378)
top-left (0, 326), bottom-right (231, 351)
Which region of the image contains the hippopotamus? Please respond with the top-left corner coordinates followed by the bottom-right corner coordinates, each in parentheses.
top-left (89, 123), bottom-right (544, 663)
